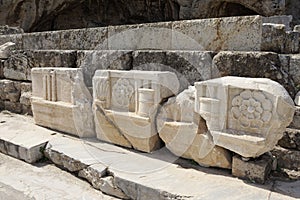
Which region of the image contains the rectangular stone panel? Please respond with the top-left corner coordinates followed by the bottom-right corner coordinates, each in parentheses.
top-left (23, 31), bottom-right (61, 50)
top-left (0, 34), bottom-right (23, 49)
top-left (172, 15), bottom-right (263, 51)
top-left (93, 70), bottom-right (180, 152)
top-left (31, 68), bottom-right (95, 138)
top-left (60, 27), bottom-right (108, 50)
top-left (77, 50), bottom-right (132, 88)
top-left (108, 22), bottom-right (172, 50)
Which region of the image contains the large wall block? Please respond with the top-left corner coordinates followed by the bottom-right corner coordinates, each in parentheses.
top-left (0, 15), bottom-right (297, 53)
top-left (172, 15), bottom-right (262, 51)
top-left (212, 51), bottom-right (297, 98)
top-left (108, 22), bottom-right (173, 50)
top-left (77, 50), bottom-right (133, 88)
top-left (93, 70), bottom-right (180, 152)
top-left (0, 79), bottom-right (31, 114)
top-left (31, 68), bottom-right (95, 138)
top-left (1, 50), bottom-right (77, 82)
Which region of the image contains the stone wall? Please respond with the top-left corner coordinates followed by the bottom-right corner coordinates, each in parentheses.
top-left (1, 15), bottom-right (300, 181)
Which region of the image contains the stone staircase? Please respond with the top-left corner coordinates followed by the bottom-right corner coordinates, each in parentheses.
top-left (1, 14), bottom-right (300, 190)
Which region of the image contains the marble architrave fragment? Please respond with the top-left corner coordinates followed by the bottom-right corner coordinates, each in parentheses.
top-left (195, 77), bottom-right (295, 158)
top-left (93, 70), bottom-right (180, 152)
top-left (31, 68), bottom-right (95, 138)
top-left (157, 86), bottom-right (232, 169)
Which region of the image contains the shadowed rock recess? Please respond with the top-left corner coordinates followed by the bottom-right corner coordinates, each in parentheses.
top-left (0, 1), bottom-right (300, 199)
top-left (0, 0), bottom-right (300, 32)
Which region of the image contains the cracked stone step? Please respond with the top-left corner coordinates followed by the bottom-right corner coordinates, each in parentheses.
top-left (1, 112), bottom-right (300, 200)
top-left (44, 134), bottom-right (298, 200)
top-left (0, 111), bottom-right (56, 163)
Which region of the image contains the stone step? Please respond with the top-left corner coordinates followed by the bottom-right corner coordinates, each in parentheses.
top-left (0, 15), bottom-right (298, 53)
top-left (1, 111), bottom-right (300, 199)
top-left (0, 111), bottom-right (55, 163)
top-left (271, 146), bottom-right (300, 171)
top-left (44, 135), bottom-right (274, 199)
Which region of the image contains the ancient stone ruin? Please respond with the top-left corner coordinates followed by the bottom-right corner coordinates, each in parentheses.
top-left (1, 1), bottom-right (300, 199)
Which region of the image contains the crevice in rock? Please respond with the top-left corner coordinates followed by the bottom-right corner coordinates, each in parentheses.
top-left (217, 2), bottom-right (259, 18)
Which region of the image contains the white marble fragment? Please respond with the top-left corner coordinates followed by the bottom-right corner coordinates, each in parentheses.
top-left (93, 70), bottom-right (180, 152)
top-left (157, 86), bottom-right (232, 169)
top-left (195, 76), bottom-right (295, 158)
top-left (31, 68), bottom-right (95, 138)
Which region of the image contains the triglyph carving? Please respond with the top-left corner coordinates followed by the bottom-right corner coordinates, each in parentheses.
top-left (157, 86), bottom-right (232, 169)
top-left (31, 68), bottom-right (95, 138)
top-left (195, 77), bottom-right (295, 158)
top-left (93, 70), bottom-right (180, 152)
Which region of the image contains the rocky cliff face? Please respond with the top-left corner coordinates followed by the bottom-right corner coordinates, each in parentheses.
top-left (0, 0), bottom-right (298, 32)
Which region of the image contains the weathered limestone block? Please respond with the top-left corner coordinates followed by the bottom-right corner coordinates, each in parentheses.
top-left (3, 101), bottom-right (22, 113)
top-left (108, 22), bottom-right (172, 50)
top-left (262, 23), bottom-right (300, 53)
top-left (23, 31), bottom-right (61, 50)
top-left (0, 60), bottom-right (3, 78)
top-left (232, 154), bottom-right (273, 184)
top-left (93, 70), bottom-right (180, 152)
top-left (31, 68), bottom-right (95, 137)
top-left (284, 31), bottom-right (300, 53)
top-left (0, 42), bottom-right (15, 59)
top-left (289, 55), bottom-right (300, 92)
top-left (157, 86), bottom-right (232, 169)
top-left (3, 51), bottom-right (32, 81)
top-left (271, 146), bottom-right (300, 171)
top-left (262, 23), bottom-right (286, 53)
top-left (19, 82), bottom-right (32, 114)
top-left (132, 50), bottom-right (214, 91)
top-left (290, 106), bottom-right (300, 129)
top-left (77, 50), bottom-right (132, 88)
top-left (79, 165), bottom-right (129, 200)
top-left (0, 34), bottom-right (22, 50)
top-left (60, 27), bottom-right (108, 50)
top-left (262, 15), bottom-right (293, 31)
top-left (98, 176), bottom-right (129, 199)
top-left (195, 77), bottom-right (295, 158)
top-left (27, 50), bottom-right (77, 68)
top-left (212, 51), bottom-right (296, 97)
top-left (278, 128), bottom-right (300, 150)
top-left (78, 164), bottom-right (107, 189)
top-left (0, 26), bottom-right (24, 35)
top-left (0, 80), bottom-right (21, 103)
top-left (44, 148), bottom-right (88, 172)
top-left (172, 15), bottom-right (262, 51)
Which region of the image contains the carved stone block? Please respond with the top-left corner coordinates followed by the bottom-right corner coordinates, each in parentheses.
top-left (157, 86), bottom-right (232, 169)
top-left (195, 77), bottom-right (295, 158)
top-left (31, 68), bottom-right (95, 138)
top-left (93, 70), bottom-right (180, 152)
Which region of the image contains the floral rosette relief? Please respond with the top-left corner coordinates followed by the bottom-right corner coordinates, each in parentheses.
top-left (112, 78), bottom-right (134, 107)
top-left (231, 90), bottom-right (272, 129)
